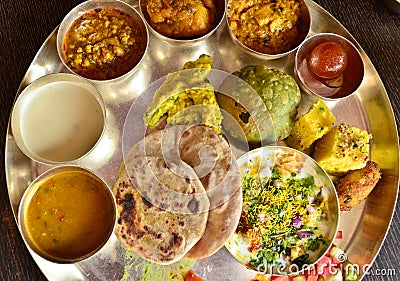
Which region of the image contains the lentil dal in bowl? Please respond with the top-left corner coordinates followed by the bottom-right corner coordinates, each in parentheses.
top-left (18, 166), bottom-right (117, 264)
top-left (225, 146), bottom-right (339, 275)
top-left (57, 0), bottom-right (148, 82)
top-left (226, 0), bottom-right (311, 60)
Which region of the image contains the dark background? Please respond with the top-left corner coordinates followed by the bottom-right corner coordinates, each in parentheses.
top-left (0, 0), bottom-right (399, 280)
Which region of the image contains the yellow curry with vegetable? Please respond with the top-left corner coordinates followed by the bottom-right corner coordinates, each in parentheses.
top-left (24, 170), bottom-right (115, 261)
top-left (228, 0), bottom-right (301, 54)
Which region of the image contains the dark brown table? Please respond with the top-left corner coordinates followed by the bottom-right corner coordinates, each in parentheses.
top-left (0, 0), bottom-right (399, 280)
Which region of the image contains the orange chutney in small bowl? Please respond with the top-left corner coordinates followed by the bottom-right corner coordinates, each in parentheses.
top-left (18, 166), bottom-right (116, 263)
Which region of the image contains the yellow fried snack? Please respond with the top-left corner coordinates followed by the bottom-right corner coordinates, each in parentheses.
top-left (143, 54), bottom-right (223, 132)
top-left (313, 123), bottom-right (371, 174)
top-left (335, 161), bottom-right (381, 211)
top-left (286, 99), bottom-right (336, 154)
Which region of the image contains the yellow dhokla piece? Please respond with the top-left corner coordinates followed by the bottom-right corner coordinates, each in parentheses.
top-left (286, 99), bottom-right (336, 154)
top-left (313, 123), bottom-right (371, 174)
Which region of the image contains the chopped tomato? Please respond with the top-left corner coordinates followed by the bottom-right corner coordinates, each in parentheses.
top-left (316, 256), bottom-right (332, 277)
top-left (319, 270), bottom-right (329, 279)
top-left (305, 266), bottom-right (317, 277)
top-left (335, 231), bottom-right (343, 239)
top-left (331, 257), bottom-right (342, 266)
top-left (306, 275), bottom-right (318, 281)
top-left (185, 270), bottom-right (204, 281)
top-left (58, 211), bottom-right (65, 222)
top-left (271, 276), bottom-right (290, 281)
top-left (292, 276), bottom-right (306, 281)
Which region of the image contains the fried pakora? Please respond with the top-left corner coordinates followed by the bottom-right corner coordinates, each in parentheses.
top-left (335, 161), bottom-right (381, 211)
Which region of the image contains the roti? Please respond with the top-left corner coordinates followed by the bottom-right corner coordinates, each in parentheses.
top-left (127, 155), bottom-right (210, 214)
top-left (175, 125), bottom-right (242, 259)
top-left (114, 153), bottom-right (209, 264)
top-left (116, 124), bottom-right (242, 261)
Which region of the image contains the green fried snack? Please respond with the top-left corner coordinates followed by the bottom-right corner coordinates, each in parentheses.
top-left (218, 65), bottom-right (301, 144)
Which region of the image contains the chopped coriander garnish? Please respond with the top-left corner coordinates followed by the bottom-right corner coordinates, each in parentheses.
top-left (238, 170), bottom-right (327, 270)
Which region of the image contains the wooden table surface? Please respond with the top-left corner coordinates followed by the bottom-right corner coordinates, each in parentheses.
top-left (0, 0), bottom-right (399, 280)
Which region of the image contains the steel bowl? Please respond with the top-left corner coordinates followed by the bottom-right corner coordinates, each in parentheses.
top-left (10, 73), bottom-right (106, 165)
top-left (294, 33), bottom-right (364, 100)
top-left (18, 165), bottom-right (117, 264)
top-left (57, 0), bottom-right (149, 83)
top-left (226, 146), bottom-right (340, 275)
top-left (139, 0), bottom-right (225, 45)
top-left (381, 0), bottom-right (400, 14)
top-left (226, 0), bottom-right (311, 60)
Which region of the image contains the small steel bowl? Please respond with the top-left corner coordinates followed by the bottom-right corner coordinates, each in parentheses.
top-left (139, 0), bottom-right (225, 45)
top-left (294, 33), bottom-right (364, 100)
top-left (226, 146), bottom-right (340, 275)
top-left (18, 166), bottom-right (117, 264)
top-left (11, 73), bottom-right (106, 164)
top-left (226, 0), bottom-right (311, 60)
top-left (57, 0), bottom-right (149, 82)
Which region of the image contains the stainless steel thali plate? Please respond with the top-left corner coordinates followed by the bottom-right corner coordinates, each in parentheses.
top-left (5, 0), bottom-right (399, 280)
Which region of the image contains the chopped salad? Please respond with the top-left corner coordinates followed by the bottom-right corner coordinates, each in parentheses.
top-left (238, 169), bottom-right (328, 271)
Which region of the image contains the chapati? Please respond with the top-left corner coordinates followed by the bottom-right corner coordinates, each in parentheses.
top-left (113, 155), bottom-right (209, 264)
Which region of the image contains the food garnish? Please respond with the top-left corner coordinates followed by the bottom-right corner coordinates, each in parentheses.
top-left (185, 270), bottom-right (204, 281)
top-left (251, 273), bottom-right (271, 281)
top-left (63, 8), bottom-right (147, 80)
top-left (238, 169), bottom-right (327, 270)
top-left (312, 124), bottom-right (371, 174)
top-left (258, 244), bottom-right (361, 281)
top-left (122, 249), bottom-right (196, 281)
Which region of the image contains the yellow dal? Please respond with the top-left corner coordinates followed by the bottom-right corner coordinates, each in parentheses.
top-left (24, 171), bottom-right (115, 261)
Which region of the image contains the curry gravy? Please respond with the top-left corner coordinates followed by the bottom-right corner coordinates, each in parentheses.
top-left (23, 170), bottom-right (115, 261)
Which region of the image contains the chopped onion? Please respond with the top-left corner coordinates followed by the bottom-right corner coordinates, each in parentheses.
top-left (292, 214), bottom-right (302, 229)
top-left (297, 231), bottom-right (312, 239)
top-left (307, 205), bottom-right (316, 213)
top-left (258, 213), bottom-right (271, 223)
